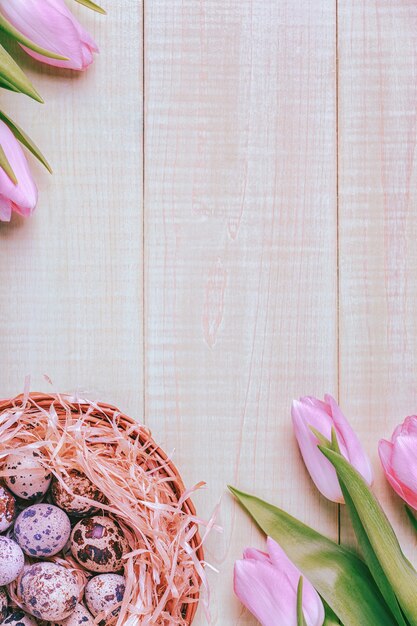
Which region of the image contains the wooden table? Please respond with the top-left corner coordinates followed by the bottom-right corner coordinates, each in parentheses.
top-left (1, 2), bottom-right (416, 623)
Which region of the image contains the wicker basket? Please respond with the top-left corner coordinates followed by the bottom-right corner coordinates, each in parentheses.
top-left (0, 392), bottom-right (204, 625)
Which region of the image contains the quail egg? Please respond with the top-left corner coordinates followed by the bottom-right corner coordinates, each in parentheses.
top-left (4, 450), bottom-right (51, 500)
top-left (0, 485), bottom-right (15, 532)
top-left (14, 504), bottom-right (71, 557)
top-left (0, 536), bottom-right (24, 585)
top-left (70, 516), bottom-right (129, 573)
top-left (48, 603), bottom-right (94, 626)
top-left (51, 470), bottom-right (106, 517)
top-left (18, 562), bottom-right (79, 621)
top-left (85, 574), bottom-right (125, 624)
top-left (2, 610), bottom-right (38, 625)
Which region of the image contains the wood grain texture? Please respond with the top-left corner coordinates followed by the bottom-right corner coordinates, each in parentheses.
top-left (145, 1), bottom-right (337, 622)
top-left (338, 1), bottom-right (417, 556)
top-left (0, 1), bottom-right (143, 418)
top-left (2, 2), bottom-right (415, 624)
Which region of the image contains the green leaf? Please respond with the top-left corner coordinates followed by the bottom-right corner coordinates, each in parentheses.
top-left (0, 143), bottom-right (17, 183)
top-left (297, 577), bottom-right (308, 626)
top-left (74, 0), bottom-right (106, 14)
top-left (340, 482), bottom-right (408, 626)
top-left (0, 43), bottom-right (42, 102)
top-left (323, 603), bottom-right (340, 626)
top-left (320, 447), bottom-right (417, 626)
top-left (0, 76), bottom-right (20, 93)
top-left (326, 427), bottom-right (406, 625)
top-left (405, 506), bottom-right (417, 535)
top-left (0, 111), bottom-right (51, 173)
top-left (0, 15), bottom-right (68, 60)
top-left (228, 486), bottom-right (397, 626)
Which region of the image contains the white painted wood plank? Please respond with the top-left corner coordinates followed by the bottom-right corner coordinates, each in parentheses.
top-left (339, 1), bottom-right (417, 557)
top-left (0, 1), bottom-right (143, 418)
top-left (145, 2), bottom-right (337, 622)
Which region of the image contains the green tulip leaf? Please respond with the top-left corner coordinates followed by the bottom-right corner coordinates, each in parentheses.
top-left (0, 143), bottom-right (17, 184)
top-left (0, 111), bottom-right (51, 173)
top-left (74, 0), bottom-right (106, 14)
top-left (296, 577), bottom-right (308, 626)
top-left (0, 16), bottom-right (68, 60)
top-left (0, 75), bottom-right (20, 93)
top-left (320, 447), bottom-right (417, 626)
top-left (228, 486), bottom-right (397, 626)
top-left (321, 431), bottom-right (408, 626)
top-left (340, 482), bottom-right (407, 626)
top-left (0, 43), bottom-right (42, 102)
top-left (323, 603), bottom-right (340, 626)
top-left (405, 506), bottom-right (417, 535)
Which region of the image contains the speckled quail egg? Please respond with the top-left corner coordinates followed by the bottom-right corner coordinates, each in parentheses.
top-left (85, 574), bottom-right (125, 623)
top-left (0, 587), bottom-right (8, 622)
top-left (14, 504), bottom-right (71, 557)
top-left (0, 485), bottom-right (15, 532)
top-left (48, 603), bottom-right (94, 626)
top-left (18, 562), bottom-right (79, 622)
top-left (51, 470), bottom-right (106, 517)
top-left (2, 610), bottom-right (38, 625)
top-left (70, 516), bottom-right (129, 573)
top-left (0, 536), bottom-right (24, 585)
top-left (4, 450), bottom-right (51, 500)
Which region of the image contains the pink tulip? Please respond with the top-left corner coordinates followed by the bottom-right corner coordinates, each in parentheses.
top-left (0, 0), bottom-right (98, 71)
top-left (234, 537), bottom-right (324, 626)
top-left (379, 415), bottom-right (417, 509)
top-left (0, 120), bottom-right (37, 221)
top-left (292, 394), bottom-right (373, 503)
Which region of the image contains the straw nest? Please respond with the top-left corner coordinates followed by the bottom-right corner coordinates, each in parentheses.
top-left (0, 392), bottom-right (206, 625)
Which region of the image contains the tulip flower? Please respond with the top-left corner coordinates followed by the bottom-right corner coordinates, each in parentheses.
top-left (0, 120), bottom-right (37, 221)
top-left (292, 394), bottom-right (373, 502)
top-left (379, 415), bottom-right (417, 509)
top-left (0, 0), bottom-right (98, 71)
top-left (234, 537), bottom-right (324, 626)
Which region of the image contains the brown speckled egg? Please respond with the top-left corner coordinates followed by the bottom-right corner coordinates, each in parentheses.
top-left (0, 587), bottom-right (8, 622)
top-left (18, 562), bottom-right (79, 621)
top-left (51, 470), bottom-right (106, 517)
top-left (48, 603), bottom-right (94, 626)
top-left (70, 516), bottom-right (129, 573)
top-left (2, 610), bottom-right (37, 625)
top-left (4, 451), bottom-right (51, 500)
top-left (0, 536), bottom-right (24, 585)
top-left (0, 485), bottom-right (15, 532)
top-left (14, 504), bottom-right (71, 557)
top-left (85, 574), bottom-right (125, 623)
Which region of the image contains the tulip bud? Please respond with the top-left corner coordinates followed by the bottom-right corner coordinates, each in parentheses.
top-left (379, 415), bottom-right (417, 509)
top-left (292, 394), bottom-right (373, 503)
top-left (234, 537), bottom-right (324, 626)
top-left (0, 120), bottom-right (37, 221)
top-left (0, 0), bottom-right (98, 71)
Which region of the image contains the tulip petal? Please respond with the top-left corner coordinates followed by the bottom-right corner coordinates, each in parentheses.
top-left (0, 195), bottom-right (12, 221)
top-left (390, 435), bottom-right (417, 494)
top-left (0, 0), bottom-right (98, 70)
top-left (292, 402), bottom-right (344, 502)
top-left (325, 394), bottom-right (373, 486)
top-left (234, 559), bottom-right (295, 626)
top-left (378, 439), bottom-right (417, 509)
top-left (0, 120), bottom-right (37, 219)
top-left (242, 547), bottom-right (269, 562)
top-left (266, 538), bottom-right (325, 626)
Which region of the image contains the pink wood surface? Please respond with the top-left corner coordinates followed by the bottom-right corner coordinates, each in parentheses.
top-left (145, 2), bottom-right (337, 622)
top-left (338, 1), bottom-right (417, 557)
top-left (0, 1), bottom-right (415, 624)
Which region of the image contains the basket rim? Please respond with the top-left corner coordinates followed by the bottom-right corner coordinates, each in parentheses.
top-left (0, 392), bottom-right (204, 625)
